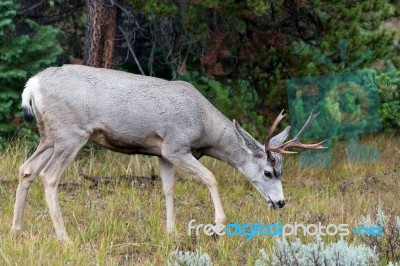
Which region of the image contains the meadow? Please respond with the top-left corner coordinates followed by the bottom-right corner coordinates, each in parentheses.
top-left (0, 133), bottom-right (399, 265)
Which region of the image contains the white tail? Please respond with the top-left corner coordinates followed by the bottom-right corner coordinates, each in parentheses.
top-left (21, 76), bottom-right (40, 121)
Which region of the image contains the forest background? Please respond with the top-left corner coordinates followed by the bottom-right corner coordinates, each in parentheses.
top-left (0, 0), bottom-right (399, 147)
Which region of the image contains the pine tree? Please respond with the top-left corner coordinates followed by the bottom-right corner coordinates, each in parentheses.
top-left (125, 0), bottom-right (399, 136)
top-left (0, 0), bottom-right (62, 147)
top-left (84, 0), bottom-right (118, 68)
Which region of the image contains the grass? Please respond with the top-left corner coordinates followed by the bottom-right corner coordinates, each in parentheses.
top-left (0, 133), bottom-right (399, 265)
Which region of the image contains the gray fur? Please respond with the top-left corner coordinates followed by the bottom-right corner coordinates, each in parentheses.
top-left (269, 126), bottom-right (291, 147)
top-left (14, 65), bottom-right (289, 240)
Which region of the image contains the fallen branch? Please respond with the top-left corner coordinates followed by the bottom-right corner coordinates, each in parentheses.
top-left (80, 170), bottom-right (159, 186)
top-left (80, 173), bottom-right (111, 185)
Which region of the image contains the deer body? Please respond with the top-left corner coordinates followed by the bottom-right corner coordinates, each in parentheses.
top-left (24, 66), bottom-right (246, 160)
top-left (13, 65), bottom-right (323, 241)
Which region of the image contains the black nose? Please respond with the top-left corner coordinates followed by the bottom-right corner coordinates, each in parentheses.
top-left (277, 200), bottom-right (285, 208)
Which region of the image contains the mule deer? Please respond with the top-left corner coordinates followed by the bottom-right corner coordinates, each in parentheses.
top-left (12, 65), bottom-right (324, 241)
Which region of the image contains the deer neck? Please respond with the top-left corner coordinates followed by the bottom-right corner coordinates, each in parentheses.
top-left (206, 123), bottom-right (252, 172)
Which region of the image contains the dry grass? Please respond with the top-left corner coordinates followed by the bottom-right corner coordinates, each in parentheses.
top-left (0, 133), bottom-right (399, 265)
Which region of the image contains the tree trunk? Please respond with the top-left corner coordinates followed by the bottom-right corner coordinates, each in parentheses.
top-left (84, 0), bottom-right (117, 68)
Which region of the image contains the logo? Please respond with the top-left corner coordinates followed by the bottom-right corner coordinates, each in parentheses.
top-left (286, 40), bottom-right (381, 168)
top-left (352, 225), bottom-right (384, 236)
top-left (188, 219), bottom-right (384, 241)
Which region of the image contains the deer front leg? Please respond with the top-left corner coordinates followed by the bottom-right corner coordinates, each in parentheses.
top-left (159, 157), bottom-right (176, 233)
top-left (162, 149), bottom-right (226, 226)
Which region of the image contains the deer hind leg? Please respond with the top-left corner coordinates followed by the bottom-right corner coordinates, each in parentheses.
top-left (158, 157), bottom-right (175, 233)
top-left (39, 135), bottom-right (88, 241)
top-left (162, 147), bottom-right (226, 226)
top-left (12, 141), bottom-right (54, 231)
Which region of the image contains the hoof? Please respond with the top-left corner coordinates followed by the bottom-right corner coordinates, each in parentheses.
top-left (10, 228), bottom-right (20, 239)
top-left (166, 227), bottom-right (176, 235)
top-left (57, 234), bottom-right (71, 244)
top-left (211, 223), bottom-right (225, 239)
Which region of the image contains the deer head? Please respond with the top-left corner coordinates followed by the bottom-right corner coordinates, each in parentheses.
top-left (234, 110), bottom-right (325, 209)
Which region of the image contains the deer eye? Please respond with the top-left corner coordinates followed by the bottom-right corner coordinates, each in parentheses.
top-left (264, 170), bottom-right (272, 179)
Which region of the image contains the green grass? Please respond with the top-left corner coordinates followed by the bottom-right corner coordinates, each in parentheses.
top-left (0, 134), bottom-right (399, 265)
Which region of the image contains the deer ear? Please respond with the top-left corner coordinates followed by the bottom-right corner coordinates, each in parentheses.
top-left (233, 120), bottom-right (264, 156)
top-left (269, 126), bottom-right (291, 147)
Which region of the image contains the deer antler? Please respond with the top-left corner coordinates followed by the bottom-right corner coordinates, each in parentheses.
top-left (265, 110), bottom-right (326, 154)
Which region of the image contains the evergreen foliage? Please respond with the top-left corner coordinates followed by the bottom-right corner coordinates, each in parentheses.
top-left (0, 0), bottom-right (61, 148)
top-left (180, 71), bottom-right (267, 139)
top-left (377, 65), bottom-right (400, 128)
top-left (1, 1), bottom-right (399, 146)
top-left (125, 0), bottom-right (399, 135)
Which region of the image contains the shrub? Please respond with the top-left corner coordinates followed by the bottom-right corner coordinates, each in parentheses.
top-left (256, 237), bottom-right (378, 266)
top-left (358, 207), bottom-right (400, 264)
top-left (168, 247), bottom-right (212, 266)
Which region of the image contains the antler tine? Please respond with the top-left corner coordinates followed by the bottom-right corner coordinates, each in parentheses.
top-left (293, 110), bottom-right (319, 140)
top-left (266, 110), bottom-right (327, 154)
top-left (283, 139), bottom-right (326, 151)
top-left (265, 109), bottom-right (286, 147)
